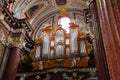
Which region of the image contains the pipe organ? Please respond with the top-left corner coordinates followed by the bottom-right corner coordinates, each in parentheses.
top-left (31, 23), bottom-right (92, 70)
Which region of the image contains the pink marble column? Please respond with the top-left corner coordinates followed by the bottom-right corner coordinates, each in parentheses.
top-left (4, 47), bottom-right (23, 80)
top-left (96, 0), bottom-right (120, 79)
top-left (89, 1), bottom-right (110, 80)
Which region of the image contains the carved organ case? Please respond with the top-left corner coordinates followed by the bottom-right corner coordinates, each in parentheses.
top-left (33, 23), bottom-right (89, 60)
top-left (33, 26), bottom-right (52, 60)
top-left (31, 23), bottom-right (92, 70)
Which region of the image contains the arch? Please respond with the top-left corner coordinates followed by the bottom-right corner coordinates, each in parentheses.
top-left (32, 8), bottom-right (83, 40)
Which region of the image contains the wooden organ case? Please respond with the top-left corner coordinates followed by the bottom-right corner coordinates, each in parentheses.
top-left (31, 23), bottom-right (92, 70)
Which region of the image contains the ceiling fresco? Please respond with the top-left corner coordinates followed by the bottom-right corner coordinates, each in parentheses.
top-left (55, 0), bottom-right (67, 5)
top-left (11, 0), bottom-right (89, 26)
top-left (26, 4), bottom-right (44, 19)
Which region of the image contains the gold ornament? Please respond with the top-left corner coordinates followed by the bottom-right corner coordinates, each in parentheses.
top-left (59, 6), bottom-right (68, 15)
top-left (7, 36), bottom-right (25, 49)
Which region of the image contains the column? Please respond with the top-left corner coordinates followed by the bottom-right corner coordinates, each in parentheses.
top-left (96, 0), bottom-right (120, 80)
top-left (89, 1), bottom-right (110, 80)
top-left (4, 34), bottom-right (25, 80)
top-left (0, 47), bottom-right (10, 80)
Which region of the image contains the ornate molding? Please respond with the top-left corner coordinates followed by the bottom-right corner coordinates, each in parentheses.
top-left (0, 30), bottom-right (26, 49)
top-left (2, 6), bottom-right (32, 32)
top-left (16, 67), bottom-right (96, 76)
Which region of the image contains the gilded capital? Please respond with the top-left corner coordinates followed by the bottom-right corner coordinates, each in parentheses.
top-left (7, 36), bottom-right (25, 49)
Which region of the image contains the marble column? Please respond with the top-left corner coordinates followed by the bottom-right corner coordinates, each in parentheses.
top-left (4, 47), bottom-right (23, 80)
top-left (89, 1), bottom-right (110, 80)
top-left (96, 0), bottom-right (120, 79)
top-left (3, 35), bottom-right (25, 80)
top-left (0, 46), bottom-right (10, 80)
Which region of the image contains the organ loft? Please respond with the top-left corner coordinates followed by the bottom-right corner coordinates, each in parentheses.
top-left (0, 0), bottom-right (120, 80)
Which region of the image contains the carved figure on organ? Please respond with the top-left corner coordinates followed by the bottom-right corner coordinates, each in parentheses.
top-left (71, 57), bottom-right (77, 67)
top-left (39, 61), bottom-right (43, 70)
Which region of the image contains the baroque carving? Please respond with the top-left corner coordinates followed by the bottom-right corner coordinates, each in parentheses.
top-left (0, 28), bottom-right (7, 45)
top-left (7, 36), bottom-right (25, 49)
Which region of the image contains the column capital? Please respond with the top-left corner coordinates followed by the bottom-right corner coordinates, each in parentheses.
top-left (7, 35), bottom-right (25, 49)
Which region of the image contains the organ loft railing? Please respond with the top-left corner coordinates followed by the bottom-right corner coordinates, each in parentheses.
top-left (30, 23), bottom-right (93, 70)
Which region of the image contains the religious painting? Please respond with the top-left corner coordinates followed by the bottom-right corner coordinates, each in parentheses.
top-left (26, 4), bottom-right (44, 18)
top-left (55, 0), bottom-right (67, 6)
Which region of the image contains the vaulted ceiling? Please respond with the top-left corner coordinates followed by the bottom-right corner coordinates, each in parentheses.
top-left (10, 0), bottom-right (91, 40)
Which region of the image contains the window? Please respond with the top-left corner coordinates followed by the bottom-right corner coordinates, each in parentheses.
top-left (58, 17), bottom-right (70, 33)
